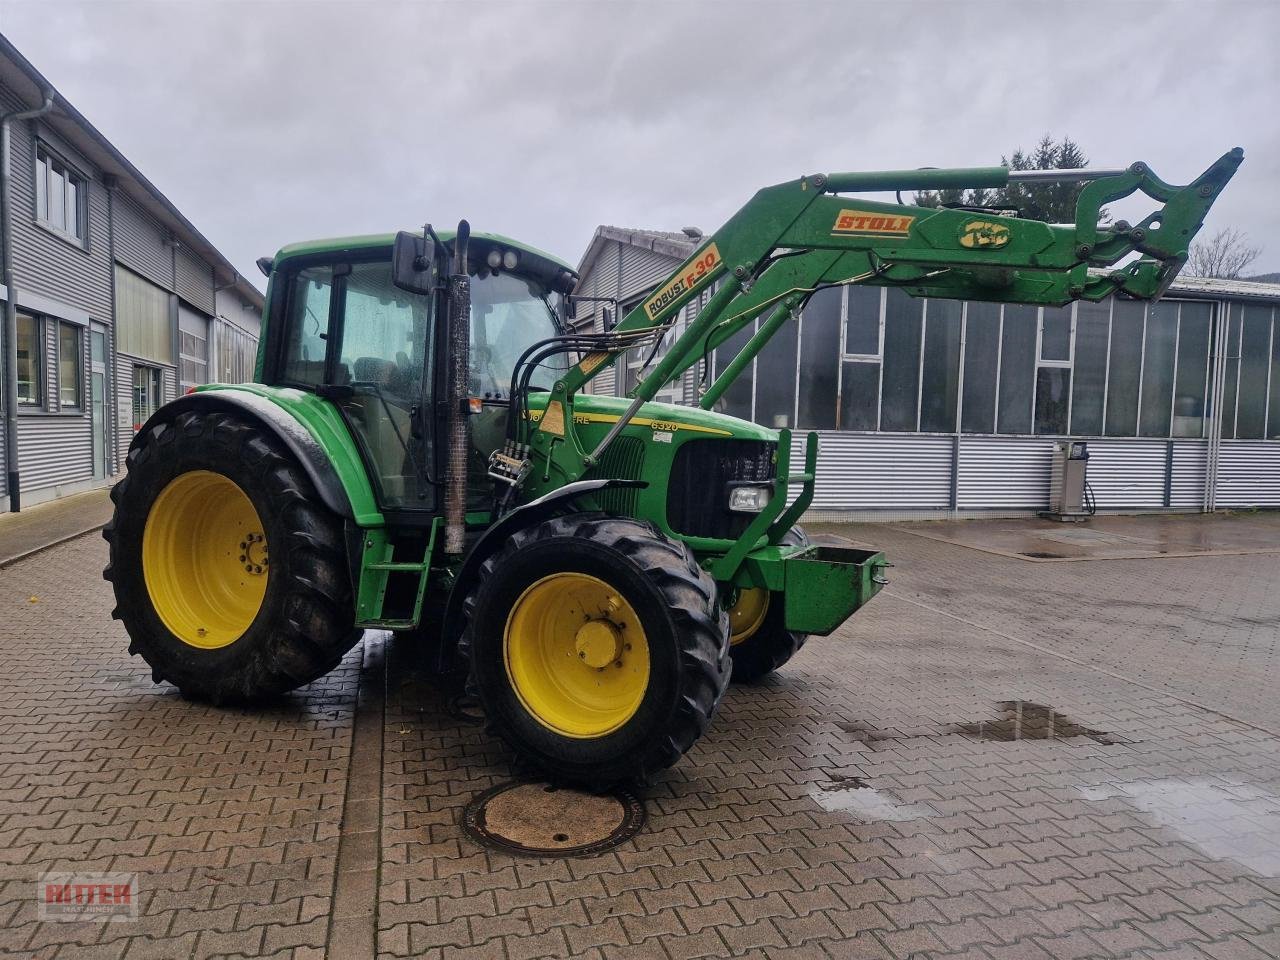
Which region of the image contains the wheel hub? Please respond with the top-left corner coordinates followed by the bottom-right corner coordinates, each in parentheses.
top-left (239, 532), bottom-right (269, 576)
top-left (142, 470), bottom-right (269, 649)
top-left (503, 572), bottom-right (651, 739)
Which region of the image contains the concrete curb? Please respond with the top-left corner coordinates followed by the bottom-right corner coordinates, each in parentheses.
top-left (0, 523), bottom-right (108, 570)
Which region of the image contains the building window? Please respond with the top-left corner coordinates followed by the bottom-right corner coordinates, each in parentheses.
top-left (58, 321), bottom-right (83, 409)
top-left (179, 329), bottom-right (208, 392)
top-left (35, 146), bottom-right (86, 242)
top-left (840, 286), bottom-right (884, 431)
top-left (16, 313), bottom-right (42, 406)
top-left (132, 365), bottom-right (163, 431)
top-left (1034, 305), bottom-right (1073, 435)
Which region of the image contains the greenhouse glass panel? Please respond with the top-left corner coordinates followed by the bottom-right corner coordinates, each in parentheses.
top-left (879, 288), bottom-right (922, 432)
top-left (845, 285), bottom-right (881, 356)
top-left (1041, 305), bottom-right (1072, 361)
top-left (1139, 300), bottom-right (1177, 437)
top-left (997, 304), bottom-right (1037, 434)
top-left (754, 314), bottom-right (799, 429)
top-left (712, 318), bottom-right (755, 422)
top-left (1105, 299), bottom-right (1145, 436)
top-left (1269, 310), bottom-right (1280, 439)
top-left (1221, 308), bottom-right (1240, 439)
top-left (961, 301), bottom-right (1000, 433)
top-left (1237, 303), bottom-right (1272, 439)
top-left (1035, 367), bottom-right (1070, 435)
top-left (1173, 302), bottom-right (1212, 438)
top-left (839, 361), bottom-right (879, 431)
top-left (1070, 299), bottom-right (1109, 436)
top-left (920, 298), bottom-right (961, 433)
top-left (797, 287), bottom-right (841, 429)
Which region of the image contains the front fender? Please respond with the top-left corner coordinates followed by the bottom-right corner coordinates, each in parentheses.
top-left (132, 385), bottom-right (382, 525)
top-left (438, 479), bottom-right (645, 668)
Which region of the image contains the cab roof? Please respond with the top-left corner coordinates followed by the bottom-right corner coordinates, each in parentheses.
top-left (273, 230), bottom-right (576, 276)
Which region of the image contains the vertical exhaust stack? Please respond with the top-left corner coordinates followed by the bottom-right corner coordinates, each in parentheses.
top-left (444, 221), bottom-right (471, 555)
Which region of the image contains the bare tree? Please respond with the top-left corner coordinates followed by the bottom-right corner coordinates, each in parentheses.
top-left (1187, 227), bottom-right (1262, 279)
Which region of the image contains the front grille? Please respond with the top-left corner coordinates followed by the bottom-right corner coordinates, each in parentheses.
top-left (589, 435), bottom-right (645, 516)
top-left (666, 438), bottom-right (777, 539)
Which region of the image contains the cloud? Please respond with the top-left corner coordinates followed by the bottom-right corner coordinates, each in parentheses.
top-left (3, 0), bottom-right (1276, 283)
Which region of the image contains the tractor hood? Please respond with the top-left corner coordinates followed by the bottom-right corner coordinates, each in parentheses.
top-left (525, 392), bottom-right (777, 444)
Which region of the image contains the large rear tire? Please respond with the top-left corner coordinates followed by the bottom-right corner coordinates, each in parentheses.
top-left (461, 513), bottom-right (730, 786)
top-left (103, 410), bottom-right (362, 702)
top-left (725, 525), bottom-right (811, 683)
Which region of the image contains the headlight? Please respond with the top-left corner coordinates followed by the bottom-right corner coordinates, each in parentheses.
top-left (728, 484), bottom-right (772, 513)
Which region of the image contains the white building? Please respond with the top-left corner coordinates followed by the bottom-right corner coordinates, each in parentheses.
top-left (572, 225), bottom-right (1280, 518)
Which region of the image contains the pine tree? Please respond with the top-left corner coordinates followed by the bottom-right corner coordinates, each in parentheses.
top-left (914, 135), bottom-right (1098, 222)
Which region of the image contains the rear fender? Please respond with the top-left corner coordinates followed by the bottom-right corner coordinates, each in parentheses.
top-left (130, 389), bottom-right (374, 523)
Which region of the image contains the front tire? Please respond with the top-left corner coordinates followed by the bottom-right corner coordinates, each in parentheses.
top-left (104, 410), bottom-right (362, 702)
top-left (461, 513), bottom-right (730, 786)
top-left (725, 525), bottom-right (811, 683)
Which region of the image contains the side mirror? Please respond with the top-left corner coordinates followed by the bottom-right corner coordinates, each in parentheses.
top-left (564, 295), bottom-right (577, 321)
top-left (392, 230), bottom-right (437, 295)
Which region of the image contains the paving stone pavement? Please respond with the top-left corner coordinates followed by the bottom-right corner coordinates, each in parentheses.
top-left (2, 516), bottom-right (1280, 959)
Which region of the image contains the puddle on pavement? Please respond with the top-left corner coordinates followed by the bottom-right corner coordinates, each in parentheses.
top-left (838, 701), bottom-right (1123, 749)
top-left (955, 701), bottom-right (1121, 745)
top-left (1081, 778), bottom-right (1280, 877)
top-left (1020, 551), bottom-right (1065, 559)
top-left (811, 778), bottom-right (934, 822)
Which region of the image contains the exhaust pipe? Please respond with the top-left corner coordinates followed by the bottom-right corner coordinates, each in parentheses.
top-left (444, 221), bottom-right (471, 555)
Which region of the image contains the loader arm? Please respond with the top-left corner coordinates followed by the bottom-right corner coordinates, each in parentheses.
top-left (522, 148), bottom-right (1241, 488)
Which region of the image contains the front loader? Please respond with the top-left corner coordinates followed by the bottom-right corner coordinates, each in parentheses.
top-left (104, 149), bottom-right (1241, 785)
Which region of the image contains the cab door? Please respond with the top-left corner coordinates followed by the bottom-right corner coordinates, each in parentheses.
top-left (275, 256), bottom-right (436, 514)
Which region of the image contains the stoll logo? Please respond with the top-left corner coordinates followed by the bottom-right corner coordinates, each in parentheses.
top-left (38, 872), bottom-right (139, 922)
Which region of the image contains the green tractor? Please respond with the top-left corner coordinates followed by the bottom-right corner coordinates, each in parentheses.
top-left (104, 150), bottom-right (1240, 784)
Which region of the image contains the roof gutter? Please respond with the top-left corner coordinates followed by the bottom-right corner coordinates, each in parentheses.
top-left (2, 88), bottom-right (55, 512)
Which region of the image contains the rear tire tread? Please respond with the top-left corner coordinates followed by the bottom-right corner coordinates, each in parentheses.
top-left (459, 512), bottom-right (730, 786)
top-left (104, 409), bottom-right (361, 702)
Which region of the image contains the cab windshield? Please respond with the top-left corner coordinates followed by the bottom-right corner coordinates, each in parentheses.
top-left (469, 270), bottom-right (564, 400)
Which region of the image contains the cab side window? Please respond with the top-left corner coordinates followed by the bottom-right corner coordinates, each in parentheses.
top-left (282, 267), bottom-right (333, 387)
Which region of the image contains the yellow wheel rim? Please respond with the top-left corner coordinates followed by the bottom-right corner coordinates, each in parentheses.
top-left (142, 470), bottom-right (269, 649)
top-left (728, 587), bottom-right (770, 646)
top-left (504, 572), bottom-right (650, 739)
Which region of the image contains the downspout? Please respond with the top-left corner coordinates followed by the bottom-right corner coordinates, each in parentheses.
top-left (2, 89), bottom-right (55, 512)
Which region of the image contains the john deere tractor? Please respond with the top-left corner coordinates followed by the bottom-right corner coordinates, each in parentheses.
top-left (105, 150), bottom-right (1240, 784)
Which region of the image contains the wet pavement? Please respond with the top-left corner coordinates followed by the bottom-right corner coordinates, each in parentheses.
top-left (894, 512), bottom-right (1280, 562)
top-left (2, 513), bottom-right (1280, 958)
top-left (0, 489), bottom-right (112, 568)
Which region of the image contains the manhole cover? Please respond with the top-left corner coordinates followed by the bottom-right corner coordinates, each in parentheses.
top-left (462, 781), bottom-right (645, 858)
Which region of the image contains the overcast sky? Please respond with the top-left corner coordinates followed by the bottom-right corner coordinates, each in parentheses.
top-left (1, 0), bottom-right (1275, 289)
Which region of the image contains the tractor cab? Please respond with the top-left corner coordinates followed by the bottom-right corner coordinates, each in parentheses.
top-left (259, 232), bottom-right (577, 515)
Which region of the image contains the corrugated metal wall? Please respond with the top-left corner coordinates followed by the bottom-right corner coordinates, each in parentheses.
top-left (112, 193), bottom-right (173, 288)
top-left (957, 436), bottom-right (1054, 509)
top-left (1170, 441), bottom-right (1208, 509)
top-left (1215, 442), bottom-right (1280, 507)
top-left (114, 351), bottom-right (134, 466)
top-left (620, 244), bottom-right (677, 299)
top-left (1084, 439), bottom-right (1167, 509)
top-left (8, 119), bottom-right (112, 319)
top-left (17, 415), bottom-right (91, 491)
top-left (805, 433), bottom-right (953, 511)
top-left (175, 245), bottom-right (214, 314)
